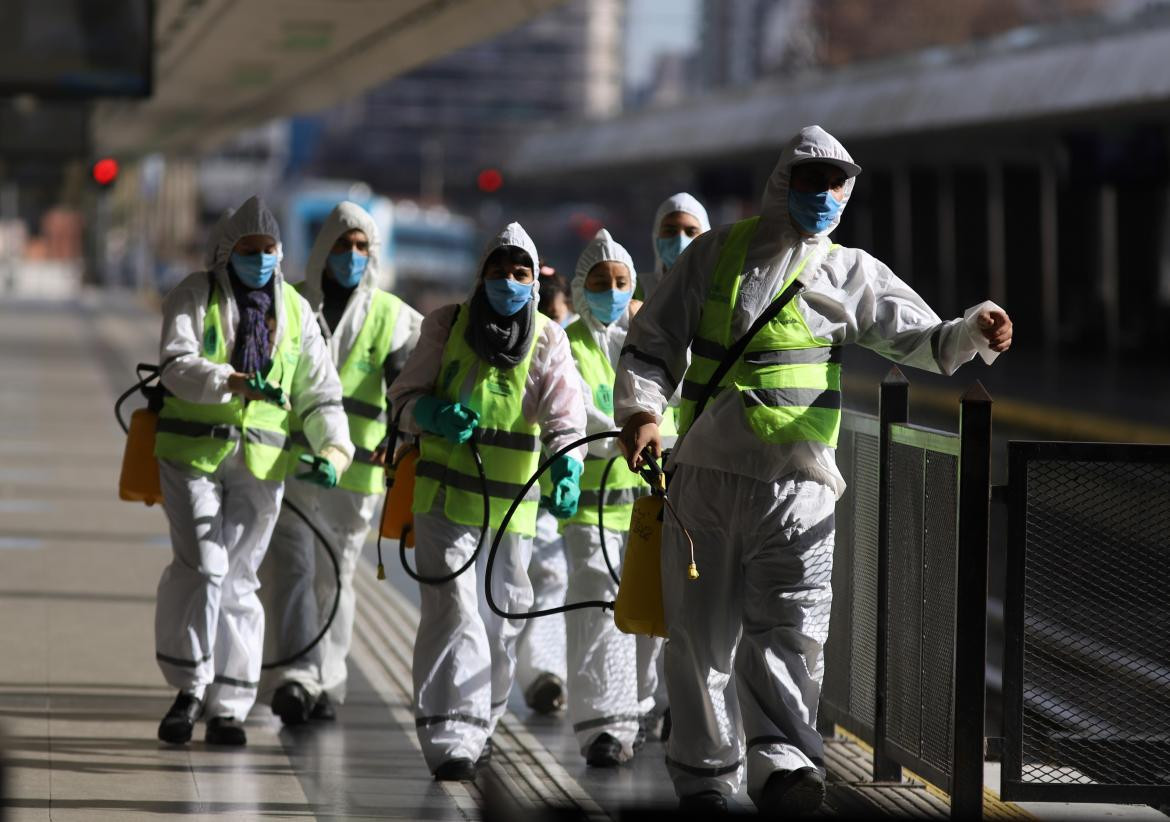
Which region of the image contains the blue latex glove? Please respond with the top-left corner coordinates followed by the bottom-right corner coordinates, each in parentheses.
top-left (542, 454), bottom-right (582, 519)
top-left (296, 454), bottom-right (338, 488)
top-left (413, 395), bottom-right (479, 444)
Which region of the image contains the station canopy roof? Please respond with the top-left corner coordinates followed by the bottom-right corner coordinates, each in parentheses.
top-left (93, 0), bottom-right (564, 156)
top-left (507, 10), bottom-right (1170, 178)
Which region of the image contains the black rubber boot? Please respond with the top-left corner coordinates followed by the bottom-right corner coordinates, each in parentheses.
top-left (271, 682), bottom-right (312, 726)
top-left (585, 732), bottom-right (623, 767)
top-left (157, 691), bottom-right (202, 745)
top-left (433, 757), bottom-right (477, 782)
top-left (524, 672), bottom-right (566, 715)
top-left (678, 790), bottom-right (727, 813)
top-left (205, 716), bottom-right (247, 746)
top-left (660, 707), bottom-right (671, 742)
top-left (476, 737), bottom-right (493, 769)
top-left (759, 766), bottom-right (827, 816)
top-left (310, 692), bottom-right (337, 721)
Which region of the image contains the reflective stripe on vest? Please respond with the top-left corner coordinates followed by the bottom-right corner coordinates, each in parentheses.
top-left (412, 306), bottom-right (547, 536)
top-left (155, 281), bottom-right (302, 480)
top-left (289, 288), bottom-right (402, 494)
top-left (563, 318), bottom-right (645, 531)
top-left (677, 216), bottom-right (842, 448)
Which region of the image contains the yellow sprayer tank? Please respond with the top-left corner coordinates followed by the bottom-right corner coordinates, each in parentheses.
top-left (614, 494), bottom-right (667, 638)
top-left (118, 408), bottom-right (164, 506)
top-left (380, 446), bottom-right (417, 548)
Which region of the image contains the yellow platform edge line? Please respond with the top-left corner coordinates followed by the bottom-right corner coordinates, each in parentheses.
top-left (841, 375), bottom-right (1170, 444)
top-left (832, 725), bottom-right (1036, 820)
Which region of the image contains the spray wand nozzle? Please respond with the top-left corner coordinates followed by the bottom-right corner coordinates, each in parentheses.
top-left (636, 448), bottom-right (698, 582)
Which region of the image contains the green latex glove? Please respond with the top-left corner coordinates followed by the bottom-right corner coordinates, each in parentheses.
top-left (413, 395), bottom-right (479, 444)
top-left (247, 373), bottom-right (288, 408)
top-left (296, 454), bottom-right (338, 488)
top-left (542, 454), bottom-right (582, 519)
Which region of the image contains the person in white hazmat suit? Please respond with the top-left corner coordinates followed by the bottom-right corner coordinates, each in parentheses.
top-left (615, 126), bottom-right (1013, 813)
top-left (558, 228), bottom-right (656, 766)
top-left (634, 192), bottom-right (714, 741)
top-left (260, 202), bottom-right (422, 724)
top-left (154, 196), bottom-right (354, 747)
top-left (636, 192), bottom-right (711, 302)
top-left (388, 223), bottom-right (587, 781)
top-left (513, 266), bottom-right (576, 717)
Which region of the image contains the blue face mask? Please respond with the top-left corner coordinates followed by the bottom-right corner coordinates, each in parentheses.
top-left (327, 250), bottom-right (368, 288)
top-left (787, 188), bottom-right (845, 235)
top-left (655, 234), bottom-right (693, 269)
top-left (584, 288), bottom-right (632, 325)
top-left (484, 278), bottom-right (534, 316)
top-left (230, 252), bottom-right (278, 289)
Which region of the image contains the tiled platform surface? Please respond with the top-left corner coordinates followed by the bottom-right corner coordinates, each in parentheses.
top-left (2, 293), bottom-right (1166, 820)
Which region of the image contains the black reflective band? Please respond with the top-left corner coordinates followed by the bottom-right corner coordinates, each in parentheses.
top-left (415, 713), bottom-right (491, 730)
top-left (301, 398), bottom-right (344, 419)
top-left (743, 347), bottom-right (842, 366)
top-left (292, 432), bottom-right (373, 465)
top-left (579, 487), bottom-right (642, 508)
top-left (245, 427), bottom-right (291, 451)
top-left (476, 428), bottom-right (540, 452)
top-left (665, 755), bottom-right (743, 777)
top-left (741, 387), bottom-right (841, 410)
top-left (415, 459), bottom-right (531, 501)
top-left (689, 337), bottom-right (727, 361)
top-left (352, 445), bottom-right (376, 464)
top-left (155, 651), bottom-right (210, 669)
top-left (620, 345), bottom-right (679, 390)
top-left (156, 418), bottom-right (240, 441)
top-left (681, 380), bottom-right (721, 403)
top-left (572, 714), bottom-right (643, 732)
top-left (213, 674), bottom-right (258, 689)
top-left (343, 396), bottom-right (385, 423)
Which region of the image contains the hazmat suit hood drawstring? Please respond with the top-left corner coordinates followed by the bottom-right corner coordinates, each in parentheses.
top-left (300, 201), bottom-right (382, 310)
top-left (465, 221), bottom-right (541, 369)
top-left (759, 125), bottom-right (860, 241)
top-left (572, 228), bottom-right (637, 364)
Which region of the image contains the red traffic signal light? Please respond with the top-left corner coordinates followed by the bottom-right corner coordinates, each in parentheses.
top-left (92, 158), bottom-right (119, 187)
top-left (477, 168), bottom-right (503, 193)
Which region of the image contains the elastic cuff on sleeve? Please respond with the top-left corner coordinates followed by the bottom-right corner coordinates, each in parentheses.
top-left (962, 300), bottom-right (1004, 365)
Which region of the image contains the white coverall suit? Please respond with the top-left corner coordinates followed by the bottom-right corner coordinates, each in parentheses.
top-left (389, 223), bottom-right (586, 771)
top-left (614, 126), bottom-right (1002, 804)
top-left (513, 508), bottom-right (568, 702)
top-left (155, 197), bottom-right (354, 722)
top-left (562, 229), bottom-right (645, 758)
top-left (635, 192), bottom-right (714, 721)
top-left (259, 202), bottom-right (422, 706)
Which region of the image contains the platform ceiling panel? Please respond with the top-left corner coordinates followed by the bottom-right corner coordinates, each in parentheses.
top-left (507, 19), bottom-right (1170, 177)
top-left (93, 0), bottom-right (564, 156)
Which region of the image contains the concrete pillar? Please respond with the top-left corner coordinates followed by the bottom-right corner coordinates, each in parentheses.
top-left (1039, 164), bottom-right (1060, 352)
top-left (986, 163), bottom-right (1006, 306)
top-left (892, 167), bottom-right (913, 283)
top-left (1100, 184), bottom-right (1120, 355)
top-left (937, 168), bottom-right (957, 317)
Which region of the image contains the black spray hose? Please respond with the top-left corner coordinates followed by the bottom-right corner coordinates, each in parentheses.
top-left (484, 431), bottom-right (627, 620)
top-left (395, 429), bottom-right (491, 586)
top-left (261, 498), bottom-right (343, 670)
top-left (597, 456), bottom-right (622, 587)
top-left (114, 363), bottom-right (161, 433)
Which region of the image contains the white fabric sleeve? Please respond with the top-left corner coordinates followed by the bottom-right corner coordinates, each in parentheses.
top-left (387, 305), bottom-right (456, 435)
top-left (526, 322), bottom-right (587, 465)
top-left (158, 273), bottom-right (235, 404)
top-left (613, 231), bottom-right (719, 426)
top-left (814, 250), bottom-right (983, 376)
top-left (291, 294), bottom-right (354, 467)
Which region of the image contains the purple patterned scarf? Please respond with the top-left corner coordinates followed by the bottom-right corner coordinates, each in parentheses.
top-left (232, 286), bottom-right (273, 376)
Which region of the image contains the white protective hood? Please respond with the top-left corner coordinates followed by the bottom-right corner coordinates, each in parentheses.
top-left (572, 228), bottom-right (637, 365)
top-left (650, 192), bottom-right (711, 274)
top-left (759, 124), bottom-right (861, 240)
top-left (299, 200), bottom-right (382, 309)
top-left (473, 221), bottom-right (542, 305)
top-left (202, 208), bottom-right (234, 269)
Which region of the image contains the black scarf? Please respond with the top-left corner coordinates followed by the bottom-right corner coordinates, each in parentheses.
top-left (464, 285), bottom-right (535, 369)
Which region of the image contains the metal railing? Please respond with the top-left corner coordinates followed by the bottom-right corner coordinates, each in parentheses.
top-left (820, 367), bottom-right (993, 819)
top-left (1002, 441), bottom-right (1170, 805)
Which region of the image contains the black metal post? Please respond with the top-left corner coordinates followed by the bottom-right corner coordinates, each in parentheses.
top-left (874, 366), bottom-right (908, 782)
top-left (951, 382), bottom-right (993, 819)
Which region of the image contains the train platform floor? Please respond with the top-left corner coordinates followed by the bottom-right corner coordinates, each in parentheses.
top-left (1, 292), bottom-right (1165, 820)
